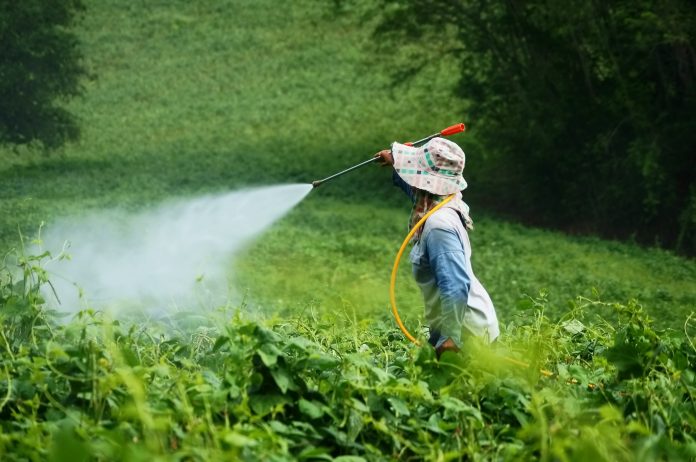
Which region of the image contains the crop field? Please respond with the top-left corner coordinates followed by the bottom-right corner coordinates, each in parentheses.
top-left (1, 0), bottom-right (695, 460)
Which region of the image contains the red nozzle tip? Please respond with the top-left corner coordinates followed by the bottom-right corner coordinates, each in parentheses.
top-left (440, 123), bottom-right (466, 136)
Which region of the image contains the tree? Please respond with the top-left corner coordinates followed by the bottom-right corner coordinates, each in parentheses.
top-left (369, 0), bottom-right (696, 254)
top-left (0, 0), bottom-right (86, 148)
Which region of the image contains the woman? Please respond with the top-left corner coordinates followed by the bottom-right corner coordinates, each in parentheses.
top-left (376, 137), bottom-right (499, 357)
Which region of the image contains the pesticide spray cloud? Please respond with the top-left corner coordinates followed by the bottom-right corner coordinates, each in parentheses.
top-left (41, 184), bottom-right (312, 315)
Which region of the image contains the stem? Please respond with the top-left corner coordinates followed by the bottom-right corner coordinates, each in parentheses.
top-left (0, 363), bottom-right (12, 412)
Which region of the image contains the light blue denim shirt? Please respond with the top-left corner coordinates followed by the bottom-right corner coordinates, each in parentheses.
top-left (412, 227), bottom-right (472, 348)
top-left (393, 171), bottom-right (500, 348)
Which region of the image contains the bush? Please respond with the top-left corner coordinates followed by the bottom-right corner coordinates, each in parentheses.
top-left (0, 0), bottom-right (86, 148)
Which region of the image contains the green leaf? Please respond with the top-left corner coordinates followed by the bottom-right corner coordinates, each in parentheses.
top-left (350, 398), bottom-right (369, 413)
top-left (299, 398), bottom-right (324, 419)
top-left (511, 409), bottom-right (529, 426)
top-left (347, 409), bottom-right (364, 442)
top-left (250, 393), bottom-right (290, 416)
top-left (440, 396), bottom-right (482, 422)
top-left (258, 343), bottom-right (282, 367)
top-left (297, 446), bottom-right (332, 461)
top-left (212, 336), bottom-right (229, 352)
top-left (49, 423), bottom-right (90, 462)
top-left (270, 366), bottom-right (297, 393)
top-left (223, 431), bottom-right (258, 447)
top-left (562, 319), bottom-right (585, 335)
top-left (120, 345), bottom-right (140, 367)
top-left (306, 353), bottom-right (340, 370)
top-left (287, 337), bottom-right (314, 351)
top-left (387, 397), bottom-right (410, 416)
top-left (425, 413), bottom-right (447, 435)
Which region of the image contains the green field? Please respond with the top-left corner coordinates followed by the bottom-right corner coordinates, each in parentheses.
top-left (1, 0), bottom-right (695, 460)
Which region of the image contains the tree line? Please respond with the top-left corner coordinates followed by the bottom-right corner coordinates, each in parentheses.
top-left (370, 0), bottom-right (695, 255)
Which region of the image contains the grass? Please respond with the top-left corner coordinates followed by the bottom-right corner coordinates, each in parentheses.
top-left (234, 194), bottom-right (696, 329)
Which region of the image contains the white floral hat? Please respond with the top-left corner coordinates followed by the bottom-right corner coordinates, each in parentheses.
top-left (391, 137), bottom-right (467, 195)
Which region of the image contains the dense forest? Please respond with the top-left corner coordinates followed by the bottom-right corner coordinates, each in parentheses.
top-left (365, 0), bottom-right (696, 254)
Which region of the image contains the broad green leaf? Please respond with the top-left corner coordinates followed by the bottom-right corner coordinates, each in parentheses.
top-left (249, 393), bottom-right (290, 416)
top-left (350, 398), bottom-right (369, 413)
top-left (49, 423), bottom-right (90, 462)
top-left (211, 336), bottom-right (229, 352)
top-left (387, 397), bottom-right (410, 416)
top-left (120, 345), bottom-right (140, 367)
top-left (562, 319), bottom-right (585, 335)
top-left (299, 398), bottom-right (324, 419)
top-left (297, 446), bottom-right (332, 461)
top-left (426, 414), bottom-right (447, 435)
top-left (306, 353), bottom-right (340, 370)
top-left (223, 431), bottom-right (258, 447)
top-left (270, 366), bottom-right (297, 393)
top-left (258, 343), bottom-right (282, 367)
top-left (347, 409), bottom-right (364, 442)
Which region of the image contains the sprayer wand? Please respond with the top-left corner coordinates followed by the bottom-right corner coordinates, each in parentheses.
top-left (311, 123), bottom-right (466, 188)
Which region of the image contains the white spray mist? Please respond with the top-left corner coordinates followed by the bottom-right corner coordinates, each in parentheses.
top-left (41, 183), bottom-right (313, 315)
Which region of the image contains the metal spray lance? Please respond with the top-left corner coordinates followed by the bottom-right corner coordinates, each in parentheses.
top-left (311, 123), bottom-right (466, 188)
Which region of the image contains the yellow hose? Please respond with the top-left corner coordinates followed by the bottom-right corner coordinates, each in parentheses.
top-left (389, 194), bottom-right (455, 346)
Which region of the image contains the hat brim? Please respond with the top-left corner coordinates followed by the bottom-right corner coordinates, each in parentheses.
top-left (391, 142), bottom-right (467, 195)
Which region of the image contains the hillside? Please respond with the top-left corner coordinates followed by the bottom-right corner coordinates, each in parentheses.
top-left (0, 0), bottom-right (692, 326)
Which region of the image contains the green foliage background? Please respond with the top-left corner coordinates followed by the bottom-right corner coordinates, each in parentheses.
top-left (370, 0), bottom-right (696, 255)
top-left (1, 0), bottom-right (695, 459)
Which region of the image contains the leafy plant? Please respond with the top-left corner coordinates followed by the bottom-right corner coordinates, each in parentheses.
top-left (1, 252), bottom-right (694, 460)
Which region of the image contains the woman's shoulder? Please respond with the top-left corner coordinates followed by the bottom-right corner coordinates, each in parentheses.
top-left (425, 207), bottom-right (461, 232)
